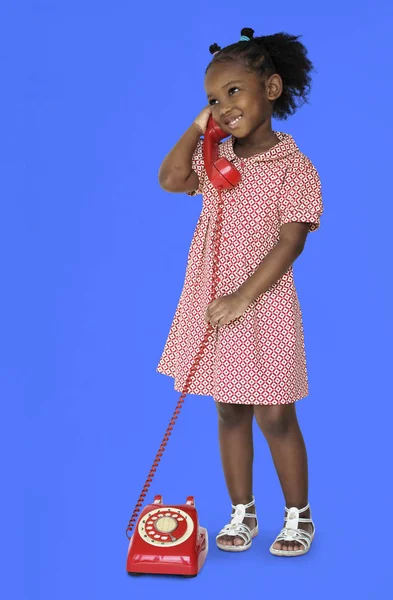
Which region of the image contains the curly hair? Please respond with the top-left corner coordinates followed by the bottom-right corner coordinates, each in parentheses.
top-left (206, 28), bottom-right (314, 120)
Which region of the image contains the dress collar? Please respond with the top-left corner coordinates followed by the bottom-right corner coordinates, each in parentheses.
top-left (219, 131), bottom-right (299, 163)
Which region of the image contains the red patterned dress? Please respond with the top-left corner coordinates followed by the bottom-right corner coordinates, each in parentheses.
top-left (156, 132), bottom-right (323, 405)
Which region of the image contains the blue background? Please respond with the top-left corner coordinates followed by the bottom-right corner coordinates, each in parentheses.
top-left (1, 1), bottom-right (392, 598)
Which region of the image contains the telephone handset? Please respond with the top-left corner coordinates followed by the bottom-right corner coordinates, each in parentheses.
top-left (203, 116), bottom-right (241, 190)
top-left (125, 116), bottom-right (241, 578)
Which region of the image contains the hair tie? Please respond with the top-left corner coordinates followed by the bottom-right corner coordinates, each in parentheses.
top-left (239, 35), bottom-right (250, 42)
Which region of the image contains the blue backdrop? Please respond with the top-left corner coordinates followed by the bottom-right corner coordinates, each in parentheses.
top-left (2, 1), bottom-right (392, 598)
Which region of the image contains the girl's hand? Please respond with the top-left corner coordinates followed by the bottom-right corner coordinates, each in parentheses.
top-left (194, 105), bottom-right (212, 134)
top-left (205, 291), bottom-right (250, 328)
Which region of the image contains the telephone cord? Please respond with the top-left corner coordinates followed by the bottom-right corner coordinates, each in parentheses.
top-left (126, 190), bottom-right (224, 539)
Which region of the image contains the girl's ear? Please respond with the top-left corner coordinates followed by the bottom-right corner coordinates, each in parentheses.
top-left (267, 73), bottom-right (283, 101)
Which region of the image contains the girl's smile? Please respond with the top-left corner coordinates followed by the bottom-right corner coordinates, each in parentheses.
top-left (226, 114), bottom-right (243, 130)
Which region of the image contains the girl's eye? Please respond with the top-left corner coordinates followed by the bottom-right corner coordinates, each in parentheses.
top-left (208, 87), bottom-right (240, 106)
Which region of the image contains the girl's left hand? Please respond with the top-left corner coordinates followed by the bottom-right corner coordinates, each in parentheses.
top-left (205, 291), bottom-right (250, 328)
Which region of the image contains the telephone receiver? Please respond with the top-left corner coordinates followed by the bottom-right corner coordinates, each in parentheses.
top-left (203, 115), bottom-right (241, 190)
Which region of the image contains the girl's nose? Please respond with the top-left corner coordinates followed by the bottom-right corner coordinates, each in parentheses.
top-left (219, 105), bottom-right (232, 118)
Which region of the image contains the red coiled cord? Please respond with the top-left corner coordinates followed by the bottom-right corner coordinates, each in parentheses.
top-left (125, 191), bottom-right (225, 539)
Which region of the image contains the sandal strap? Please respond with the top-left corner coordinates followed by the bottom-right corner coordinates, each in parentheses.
top-left (285, 503), bottom-right (309, 513)
top-left (231, 495), bottom-right (255, 511)
top-left (284, 517), bottom-right (313, 525)
top-left (217, 522), bottom-right (252, 545)
top-left (280, 526), bottom-right (313, 540)
top-left (274, 527), bottom-right (313, 549)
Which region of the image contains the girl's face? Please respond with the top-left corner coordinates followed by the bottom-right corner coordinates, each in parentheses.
top-left (204, 61), bottom-right (282, 138)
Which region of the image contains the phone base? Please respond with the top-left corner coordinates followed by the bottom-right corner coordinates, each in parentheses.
top-left (126, 495), bottom-right (208, 576)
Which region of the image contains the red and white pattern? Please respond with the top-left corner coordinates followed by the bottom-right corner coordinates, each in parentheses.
top-left (156, 132), bottom-right (323, 405)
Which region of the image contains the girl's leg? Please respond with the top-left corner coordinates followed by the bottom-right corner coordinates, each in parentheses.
top-left (215, 401), bottom-right (256, 547)
top-left (253, 403), bottom-right (313, 552)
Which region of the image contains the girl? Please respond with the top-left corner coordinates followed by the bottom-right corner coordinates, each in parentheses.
top-left (156, 28), bottom-right (323, 557)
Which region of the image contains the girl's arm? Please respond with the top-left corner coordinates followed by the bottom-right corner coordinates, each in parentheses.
top-left (237, 223), bottom-right (310, 304)
top-left (158, 123), bottom-right (201, 193)
top-left (158, 106), bottom-right (212, 194)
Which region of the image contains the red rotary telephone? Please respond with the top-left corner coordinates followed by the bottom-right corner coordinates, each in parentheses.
top-left (126, 116), bottom-right (241, 577)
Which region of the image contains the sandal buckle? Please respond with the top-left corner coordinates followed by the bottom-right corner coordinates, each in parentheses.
top-left (286, 507), bottom-right (299, 530)
top-left (231, 503), bottom-right (246, 525)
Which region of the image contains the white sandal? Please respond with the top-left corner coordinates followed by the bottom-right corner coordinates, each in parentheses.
top-left (269, 503), bottom-right (315, 556)
top-left (216, 496), bottom-right (258, 552)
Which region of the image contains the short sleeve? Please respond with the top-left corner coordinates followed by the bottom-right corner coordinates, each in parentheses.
top-left (186, 139), bottom-right (207, 196)
top-left (279, 159), bottom-right (323, 232)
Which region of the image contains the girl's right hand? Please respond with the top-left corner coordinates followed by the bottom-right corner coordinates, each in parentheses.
top-left (193, 105), bottom-right (212, 134)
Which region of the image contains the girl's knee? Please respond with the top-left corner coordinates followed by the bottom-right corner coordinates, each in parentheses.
top-left (254, 404), bottom-right (297, 438)
top-left (215, 401), bottom-right (253, 427)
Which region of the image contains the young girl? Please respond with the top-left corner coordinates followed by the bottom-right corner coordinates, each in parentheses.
top-left (156, 28), bottom-right (323, 557)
